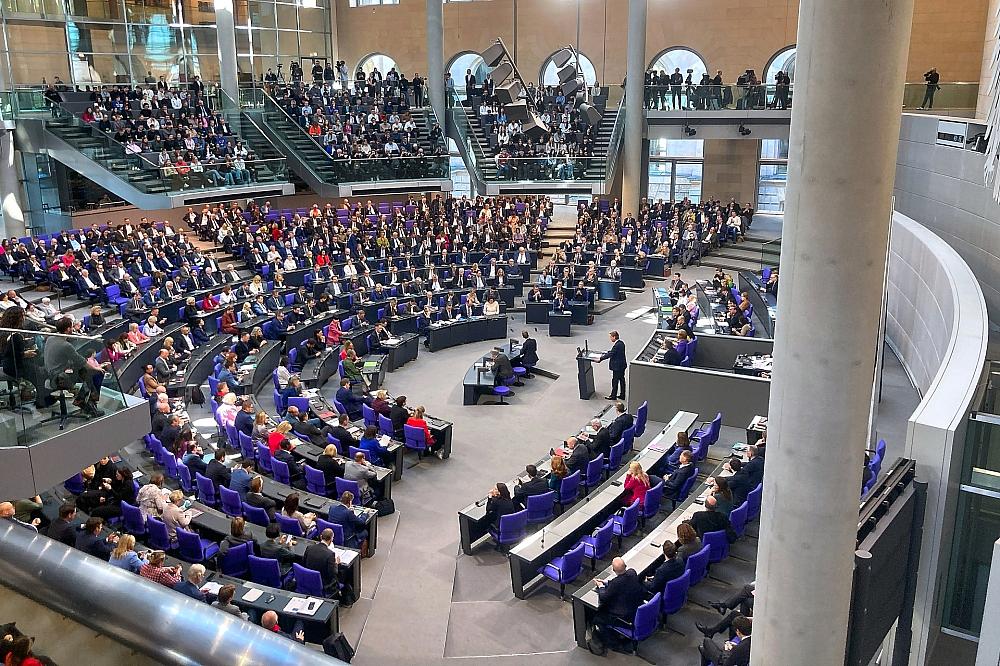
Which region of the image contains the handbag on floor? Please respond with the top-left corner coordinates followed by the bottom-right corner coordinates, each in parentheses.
top-left (323, 632), bottom-right (356, 662)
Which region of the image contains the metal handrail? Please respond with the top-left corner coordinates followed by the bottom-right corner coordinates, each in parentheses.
top-left (0, 523), bottom-right (339, 666)
top-left (604, 95), bottom-right (626, 192)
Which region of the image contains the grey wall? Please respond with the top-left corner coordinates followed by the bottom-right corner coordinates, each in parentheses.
top-left (695, 335), bottom-right (775, 371)
top-left (894, 113), bottom-right (1000, 330)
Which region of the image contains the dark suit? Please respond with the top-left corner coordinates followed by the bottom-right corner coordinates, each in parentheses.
top-left (608, 412), bottom-right (634, 444)
top-left (336, 387), bottom-right (366, 420)
top-left (315, 454), bottom-right (344, 489)
top-left (389, 405), bottom-right (409, 439)
top-left (664, 463), bottom-right (696, 500)
top-left (644, 556), bottom-right (685, 594)
top-left (260, 538), bottom-right (296, 570)
top-left (687, 509), bottom-right (734, 540)
top-left (701, 635), bottom-right (751, 666)
top-left (513, 477), bottom-right (550, 508)
top-left (206, 459), bottom-right (231, 489)
top-left (727, 471), bottom-right (753, 506)
top-left (491, 353), bottom-right (514, 385)
top-left (46, 518), bottom-right (78, 548)
top-left (484, 495), bottom-right (518, 530)
top-left (330, 425), bottom-right (358, 449)
top-left (600, 339), bottom-right (628, 400)
top-left (595, 568), bottom-right (646, 644)
top-left (173, 580), bottom-right (207, 601)
top-left (511, 337), bottom-right (538, 367)
top-left (328, 503), bottom-right (368, 548)
top-left (588, 427), bottom-right (613, 460)
top-left (234, 409), bottom-right (255, 437)
top-left (76, 530), bottom-right (114, 560)
top-left (302, 541), bottom-right (339, 596)
top-left (566, 442), bottom-right (591, 476)
top-left (273, 448), bottom-right (305, 487)
top-left (245, 492), bottom-right (277, 521)
top-left (658, 348), bottom-right (682, 366)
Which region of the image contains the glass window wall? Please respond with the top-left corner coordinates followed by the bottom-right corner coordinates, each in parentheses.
top-left (647, 139), bottom-right (703, 202)
top-left (757, 138), bottom-right (788, 213)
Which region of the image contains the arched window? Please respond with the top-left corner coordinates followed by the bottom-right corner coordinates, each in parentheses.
top-left (448, 51), bottom-right (488, 90)
top-left (647, 48), bottom-right (708, 78)
top-left (540, 51), bottom-right (597, 88)
top-left (764, 46), bottom-right (796, 84)
top-left (357, 53), bottom-right (398, 78)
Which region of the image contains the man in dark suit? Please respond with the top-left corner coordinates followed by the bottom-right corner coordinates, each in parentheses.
top-left (45, 504), bottom-right (78, 548)
top-left (509, 330), bottom-right (538, 370)
top-left (699, 614), bottom-right (751, 666)
top-left (664, 451), bottom-right (696, 501)
top-left (644, 541), bottom-right (685, 595)
top-left (302, 528), bottom-right (341, 597)
top-left (329, 413), bottom-right (359, 449)
top-left (597, 330), bottom-right (627, 400)
top-left (564, 437), bottom-right (591, 477)
top-left (586, 418), bottom-right (613, 460)
top-left (685, 496), bottom-right (736, 540)
top-left (336, 379), bottom-right (369, 421)
top-left (259, 523), bottom-right (296, 574)
top-left (723, 458), bottom-right (752, 505)
top-left (592, 557), bottom-right (646, 653)
top-left (490, 349), bottom-right (514, 387)
top-left (657, 340), bottom-right (683, 365)
top-left (607, 402), bottom-right (634, 444)
top-left (698, 582), bottom-right (755, 638)
top-left (513, 464), bottom-right (550, 508)
top-left (75, 516), bottom-right (116, 560)
top-left (245, 476), bottom-right (277, 521)
top-left (273, 439), bottom-right (306, 489)
top-left (206, 448), bottom-right (231, 489)
top-left (328, 491), bottom-right (368, 549)
top-left (234, 401), bottom-right (256, 438)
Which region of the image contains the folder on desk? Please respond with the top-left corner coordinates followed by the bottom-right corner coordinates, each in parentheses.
top-left (242, 588), bottom-right (263, 602)
top-left (363, 362), bottom-right (378, 369)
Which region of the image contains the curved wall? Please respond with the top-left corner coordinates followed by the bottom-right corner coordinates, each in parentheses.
top-left (884, 211), bottom-right (989, 665)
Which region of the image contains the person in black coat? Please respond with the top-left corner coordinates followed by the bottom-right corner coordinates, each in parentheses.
top-left (698, 582), bottom-right (755, 638)
top-left (593, 558), bottom-right (647, 652)
top-left (315, 445), bottom-right (344, 490)
top-left (389, 396), bottom-right (410, 439)
top-left (272, 439), bottom-right (306, 489)
top-left (586, 419), bottom-right (613, 460)
top-left (564, 437), bottom-right (591, 477)
top-left (484, 482), bottom-right (517, 530)
top-left (302, 528), bottom-right (341, 596)
top-left (607, 402), bottom-right (634, 444)
top-left (245, 476), bottom-right (277, 521)
top-left (206, 449), bottom-right (232, 489)
top-left (685, 496), bottom-right (736, 540)
top-left (700, 615), bottom-right (752, 666)
top-left (45, 504), bottom-right (79, 548)
top-left (509, 330), bottom-right (538, 369)
top-left (664, 451), bottom-right (697, 500)
top-left (657, 340), bottom-right (683, 366)
top-left (644, 541), bottom-right (685, 595)
top-left (724, 458), bottom-right (753, 505)
top-left (512, 465), bottom-right (550, 508)
top-left (597, 330), bottom-right (627, 400)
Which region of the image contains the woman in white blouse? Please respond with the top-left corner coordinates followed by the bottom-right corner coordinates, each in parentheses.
top-left (248, 275), bottom-right (265, 296)
top-left (482, 296), bottom-right (500, 316)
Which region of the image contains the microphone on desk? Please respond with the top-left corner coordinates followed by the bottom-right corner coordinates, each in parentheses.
top-left (541, 526), bottom-right (545, 548)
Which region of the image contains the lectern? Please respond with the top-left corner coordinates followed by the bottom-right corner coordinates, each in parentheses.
top-left (576, 347), bottom-right (605, 400)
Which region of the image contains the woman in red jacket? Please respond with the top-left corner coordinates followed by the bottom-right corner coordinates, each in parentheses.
top-left (623, 461), bottom-right (651, 507)
top-left (405, 405), bottom-right (438, 455)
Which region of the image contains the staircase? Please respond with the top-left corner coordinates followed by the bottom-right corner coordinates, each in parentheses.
top-left (700, 233), bottom-right (781, 273)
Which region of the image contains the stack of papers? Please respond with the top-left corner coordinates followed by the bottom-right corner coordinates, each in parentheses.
top-left (378, 434), bottom-right (392, 445)
top-left (242, 588), bottom-right (263, 602)
top-left (283, 596), bottom-right (323, 616)
top-left (384, 338), bottom-right (401, 345)
top-left (200, 582), bottom-right (223, 595)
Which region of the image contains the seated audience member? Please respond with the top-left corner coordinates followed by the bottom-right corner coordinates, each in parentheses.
top-left (699, 615), bottom-right (752, 666)
top-left (301, 528), bottom-right (342, 598)
top-left (484, 482), bottom-right (517, 530)
top-left (245, 475), bottom-right (277, 522)
top-left (512, 464), bottom-right (549, 507)
top-left (219, 516), bottom-right (257, 555)
top-left (173, 563), bottom-right (208, 601)
top-left (697, 582), bottom-right (756, 639)
top-left (623, 461), bottom-right (651, 507)
top-left (75, 516), bottom-right (118, 560)
top-left (261, 610), bottom-right (305, 643)
top-left (607, 401), bottom-right (634, 443)
top-left (590, 557), bottom-right (646, 655)
top-left (344, 451), bottom-right (379, 505)
top-left (675, 522), bottom-right (703, 562)
top-left (281, 493), bottom-right (316, 535)
top-left (657, 339), bottom-right (683, 365)
top-left (405, 405), bottom-right (439, 456)
top-left (109, 534), bottom-right (147, 573)
top-left (328, 491), bottom-right (369, 551)
top-left (645, 541), bottom-right (685, 594)
top-left (260, 522), bottom-right (297, 574)
top-left (162, 490), bottom-right (192, 542)
top-left (664, 450), bottom-right (696, 500)
top-left (139, 550), bottom-right (183, 588)
top-left (684, 495), bottom-right (736, 540)
top-left (316, 443), bottom-right (345, 489)
top-left (358, 425), bottom-right (391, 466)
top-left (336, 378), bottom-right (369, 420)
top-left (211, 584), bottom-right (250, 620)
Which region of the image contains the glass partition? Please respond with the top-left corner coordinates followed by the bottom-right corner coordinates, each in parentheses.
top-left (644, 84), bottom-right (792, 111)
top-left (0, 327), bottom-right (128, 448)
top-left (902, 82), bottom-right (979, 112)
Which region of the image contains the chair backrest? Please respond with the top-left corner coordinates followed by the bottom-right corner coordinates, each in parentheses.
top-left (631, 592), bottom-right (662, 642)
top-left (592, 518), bottom-right (614, 555)
top-left (378, 413), bottom-right (394, 437)
top-left (560, 543), bottom-right (586, 581)
top-left (242, 502), bottom-right (271, 527)
top-left (335, 477), bottom-right (361, 498)
top-left (292, 563), bottom-right (326, 596)
top-left (497, 509), bottom-right (528, 543)
top-left (687, 336), bottom-right (698, 361)
top-left (706, 413), bottom-right (722, 445)
top-left (304, 465), bottom-right (327, 496)
top-left (348, 446), bottom-right (367, 461)
top-left (876, 438), bottom-right (887, 460)
top-left (163, 454), bottom-right (179, 479)
top-left (729, 501), bottom-right (749, 538)
top-left (313, 519), bottom-right (344, 545)
top-left (256, 443), bottom-right (272, 473)
top-left (273, 390), bottom-right (285, 413)
top-left (686, 544), bottom-right (710, 585)
top-left (248, 555), bottom-right (282, 587)
top-left (703, 529), bottom-right (730, 564)
top-left (147, 517), bottom-right (171, 550)
top-left (176, 527), bottom-right (209, 561)
top-left (620, 498), bottom-right (640, 533)
top-left (642, 481), bottom-right (664, 518)
top-left (333, 398), bottom-right (348, 415)
top-left (747, 483), bottom-right (763, 519)
top-left (403, 424), bottom-right (427, 450)
top-left (678, 473), bottom-right (698, 502)
top-left (288, 347), bottom-right (299, 368)
top-left (525, 491), bottom-right (556, 523)
top-left (559, 471), bottom-right (581, 503)
top-left (680, 355), bottom-right (693, 367)
top-left (219, 486), bottom-right (242, 517)
top-left (272, 369), bottom-right (281, 391)
top-left (195, 473), bottom-right (216, 505)
top-left (271, 458), bottom-right (291, 485)
top-left (239, 432), bottom-right (254, 460)
top-left (661, 569), bottom-right (691, 615)
top-left (121, 501), bottom-right (145, 534)
top-left (622, 426), bottom-right (636, 451)
top-left (286, 396), bottom-right (309, 415)
top-left (277, 513), bottom-right (304, 537)
top-left (64, 473), bottom-right (85, 495)
top-left (585, 454), bottom-right (604, 487)
top-left (608, 440), bottom-right (625, 470)
top-left (325, 433), bottom-right (341, 453)
top-left (634, 401), bottom-right (648, 438)
top-left (219, 541), bottom-right (251, 576)
top-left (362, 404), bottom-right (377, 427)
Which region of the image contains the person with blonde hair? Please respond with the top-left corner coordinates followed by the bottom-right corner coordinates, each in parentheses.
top-left (162, 489), bottom-right (191, 541)
top-left (623, 461), bottom-right (651, 507)
top-left (109, 534), bottom-right (146, 573)
top-left (267, 419), bottom-right (294, 455)
top-left (252, 410), bottom-right (270, 443)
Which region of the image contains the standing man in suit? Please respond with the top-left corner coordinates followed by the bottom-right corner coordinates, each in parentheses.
top-left (302, 528), bottom-right (341, 597)
top-left (153, 348), bottom-right (176, 382)
top-left (591, 557), bottom-right (646, 654)
top-left (512, 464), bottom-right (549, 508)
top-left (597, 330), bottom-right (627, 401)
top-left (509, 330), bottom-right (538, 370)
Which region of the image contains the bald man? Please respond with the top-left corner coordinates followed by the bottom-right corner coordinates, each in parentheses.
top-left (590, 557), bottom-right (646, 654)
top-left (0, 501), bottom-right (39, 531)
top-left (260, 610), bottom-right (305, 643)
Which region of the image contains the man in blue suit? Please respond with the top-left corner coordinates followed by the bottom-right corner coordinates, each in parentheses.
top-left (597, 330), bottom-right (627, 401)
top-left (335, 378), bottom-right (369, 420)
top-left (327, 491), bottom-right (369, 549)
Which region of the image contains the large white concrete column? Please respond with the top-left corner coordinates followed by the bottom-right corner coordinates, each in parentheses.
top-left (0, 131), bottom-right (26, 238)
top-left (426, 0), bottom-right (445, 122)
top-left (750, 0), bottom-right (914, 664)
top-left (214, 0), bottom-right (240, 102)
top-left (620, 0), bottom-right (646, 217)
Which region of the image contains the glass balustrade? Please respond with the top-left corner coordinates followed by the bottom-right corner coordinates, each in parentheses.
top-left (0, 328), bottom-right (128, 447)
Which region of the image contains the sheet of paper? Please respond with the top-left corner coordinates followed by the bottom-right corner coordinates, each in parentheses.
top-left (200, 582), bottom-right (223, 595)
top-left (241, 588), bottom-right (263, 602)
